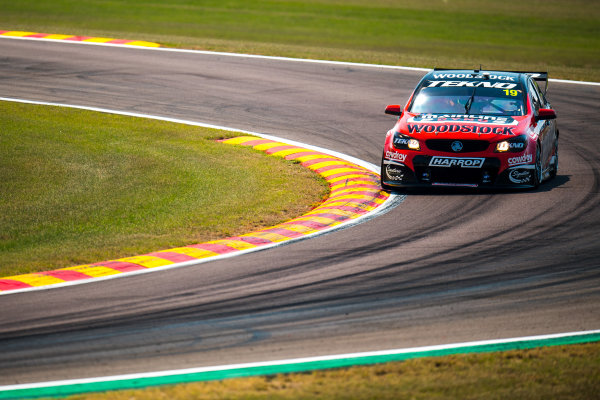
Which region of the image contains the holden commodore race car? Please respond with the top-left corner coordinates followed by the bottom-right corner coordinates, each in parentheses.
top-left (381, 69), bottom-right (558, 189)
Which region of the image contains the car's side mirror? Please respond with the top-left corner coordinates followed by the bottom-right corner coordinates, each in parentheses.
top-left (536, 108), bottom-right (557, 121)
top-left (385, 105), bottom-right (403, 116)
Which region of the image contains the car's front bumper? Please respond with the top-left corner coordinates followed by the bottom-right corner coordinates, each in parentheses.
top-left (381, 157), bottom-right (536, 189)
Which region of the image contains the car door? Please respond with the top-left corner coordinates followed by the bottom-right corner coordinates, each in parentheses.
top-left (528, 78), bottom-right (554, 170)
top-left (533, 78), bottom-right (557, 168)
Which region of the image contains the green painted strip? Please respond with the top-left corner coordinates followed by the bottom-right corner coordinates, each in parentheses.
top-left (1, 331), bottom-right (598, 399)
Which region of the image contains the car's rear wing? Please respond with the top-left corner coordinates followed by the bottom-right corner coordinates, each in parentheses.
top-left (518, 72), bottom-right (548, 95)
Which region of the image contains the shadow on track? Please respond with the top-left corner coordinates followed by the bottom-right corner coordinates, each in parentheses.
top-left (383, 174), bottom-right (570, 196)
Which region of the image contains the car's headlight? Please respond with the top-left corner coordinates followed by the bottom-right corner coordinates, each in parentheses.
top-left (495, 135), bottom-right (528, 153)
top-left (393, 132), bottom-right (420, 151)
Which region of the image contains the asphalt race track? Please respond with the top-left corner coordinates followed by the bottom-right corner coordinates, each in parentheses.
top-left (1, 39), bottom-right (599, 384)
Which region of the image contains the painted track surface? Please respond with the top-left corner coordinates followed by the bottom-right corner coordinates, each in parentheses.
top-left (0, 39), bottom-right (599, 385)
top-left (0, 30), bottom-right (160, 47)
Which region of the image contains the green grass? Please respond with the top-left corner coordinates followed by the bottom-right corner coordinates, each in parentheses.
top-left (0, 101), bottom-right (328, 277)
top-left (0, 0), bottom-right (598, 81)
top-left (52, 342), bottom-right (600, 400)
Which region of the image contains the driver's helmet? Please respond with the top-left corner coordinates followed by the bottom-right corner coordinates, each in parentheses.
top-left (470, 97), bottom-right (494, 114)
top-left (430, 96), bottom-right (463, 113)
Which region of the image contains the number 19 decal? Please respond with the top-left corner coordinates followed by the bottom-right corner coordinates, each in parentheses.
top-left (503, 89), bottom-right (519, 97)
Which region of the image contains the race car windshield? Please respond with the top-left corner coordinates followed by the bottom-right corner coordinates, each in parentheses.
top-left (409, 85), bottom-right (525, 116)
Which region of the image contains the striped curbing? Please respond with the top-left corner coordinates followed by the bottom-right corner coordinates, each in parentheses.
top-left (0, 136), bottom-right (389, 293)
top-left (0, 30), bottom-right (160, 47)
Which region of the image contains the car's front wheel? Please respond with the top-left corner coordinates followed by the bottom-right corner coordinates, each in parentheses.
top-left (380, 158), bottom-right (393, 192)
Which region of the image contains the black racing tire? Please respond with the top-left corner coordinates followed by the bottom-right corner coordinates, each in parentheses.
top-left (549, 136), bottom-right (559, 180)
top-left (380, 159), bottom-right (393, 192)
top-left (533, 144), bottom-right (543, 188)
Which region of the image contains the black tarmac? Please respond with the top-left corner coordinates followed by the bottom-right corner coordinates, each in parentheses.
top-left (0, 39), bottom-right (598, 384)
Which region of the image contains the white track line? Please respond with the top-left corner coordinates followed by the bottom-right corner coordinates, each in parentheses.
top-left (1, 329), bottom-right (598, 392)
top-left (1, 34), bottom-right (599, 86)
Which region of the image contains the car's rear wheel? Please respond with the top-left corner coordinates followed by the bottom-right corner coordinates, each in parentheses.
top-left (533, 144), bottom-right (543, 188)
top-left (549, 137), bottom-right (559, 180)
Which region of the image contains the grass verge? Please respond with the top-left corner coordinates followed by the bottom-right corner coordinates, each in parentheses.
top-left (0, 101), bottom-right (328, 277)
top-left (48, 342), bottom-right (600, 400)
top-left (0, 0), bottom-right (598, 81)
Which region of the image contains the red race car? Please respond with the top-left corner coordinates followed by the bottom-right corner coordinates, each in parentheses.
top-left (381, 69), bottom-right (558, 189)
